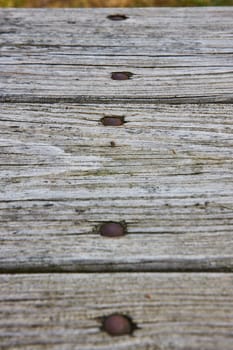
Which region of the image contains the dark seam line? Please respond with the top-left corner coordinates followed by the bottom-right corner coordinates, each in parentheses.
top-left (1, 96), bottom-right (233, 104)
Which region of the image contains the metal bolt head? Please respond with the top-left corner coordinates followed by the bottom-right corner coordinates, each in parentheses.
top-left (99, 222), bottom-right (125, 237)
top-left (102, 314), bottom-right (133, 336)
top-left (111, 72), bottom-right (133, 80)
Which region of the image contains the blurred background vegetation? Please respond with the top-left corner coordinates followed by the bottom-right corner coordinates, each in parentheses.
top-left (0, 0), bottom-right (231, 8)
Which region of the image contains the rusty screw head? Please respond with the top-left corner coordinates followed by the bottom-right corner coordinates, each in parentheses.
top-left (102, 314), bottom-right (134, 336)
top-left (99, 222), bottom-right (125, 237)
top-left (111, 72), bottom-right (133, 80)
top-left (101, 116), bottom-right (124, 126)
top-left (107, 14), bottom-right (128, 21)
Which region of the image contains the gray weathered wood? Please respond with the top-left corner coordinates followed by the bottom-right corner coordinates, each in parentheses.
top-left (0, 103), bottom-right (233, 272)
top-left (1, 273), bottom-right (233, 350)
top-left (0, 8), bottom-right (233, 103)
top-left (1, 7), bottom-right (233, 350)
top-left (1, 8), bottom-right (233, 350)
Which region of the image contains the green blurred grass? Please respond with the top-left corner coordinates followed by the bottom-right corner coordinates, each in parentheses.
top-left (0, 0), bottom-right (232, 7)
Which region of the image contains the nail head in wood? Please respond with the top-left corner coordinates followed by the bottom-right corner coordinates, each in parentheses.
top-left (102, 314), bottom-right (135, 336)
top-left (111, 72), bottom-right (133, 80)
top-left (101, 116), bottom-right (124, 126)
top-left (107, 14), bottom-right (128, 21)
top-left (99, 222), bottom-right (125, 237)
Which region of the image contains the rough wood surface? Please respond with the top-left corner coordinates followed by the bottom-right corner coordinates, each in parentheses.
top-left (1, 273), bottom-right (233, 350)
top-left (1, 7), bottom-right (233, 349)
top-left (0, 8), bottom-right (233, 103)
top-left (1, 103), bottom-right (232, 272)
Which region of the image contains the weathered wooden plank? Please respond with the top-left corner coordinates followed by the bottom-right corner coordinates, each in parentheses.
top-left (0, 8), bottom-right (233, 103)
top-left (1, 8), bottom-right (232, 53)
top-left (0, 103), bottom-right (232, 272)
top-left (1, 273), bottom-right (233, 349)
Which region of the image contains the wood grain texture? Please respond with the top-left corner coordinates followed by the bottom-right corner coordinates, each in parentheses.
top-left (1, 273), bottom-right (233, 350)
top-left (1, 8), bottom-right (233, 350)
top-left (0, 8), bottom-right (233, 103)
top-left (0, 103), bottom-right (233, 272)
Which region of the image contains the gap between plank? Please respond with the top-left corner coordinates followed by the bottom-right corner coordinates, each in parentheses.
top-left (1, 95), bottom-right (233, 104)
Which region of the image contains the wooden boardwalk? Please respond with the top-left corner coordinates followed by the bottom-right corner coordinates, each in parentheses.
top-left (0, 7), bottom-right (233, 349)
